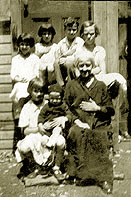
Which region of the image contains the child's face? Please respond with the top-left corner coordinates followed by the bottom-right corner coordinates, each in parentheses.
top-left (31, 87), bottom-right (44, 104)
top-left (41, 31), bottom-right (52, 44)
top-left (49, 92), bottom-right (62, 106)
top-left (65, 24), bottom-right (78, 40)
top-left (19, 42), bottom-right (31, 56)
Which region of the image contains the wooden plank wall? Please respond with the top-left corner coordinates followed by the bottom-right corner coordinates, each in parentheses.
top-left (93, 1), bottom-right (119, 152)
top-left (0, 35), bottom-right (14, 150)
top-left (0, 0), bottom-right (22, 150)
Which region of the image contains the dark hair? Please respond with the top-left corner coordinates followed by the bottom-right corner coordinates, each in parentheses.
top-left (27, 77), bottom-right (47, 95)
top-left (17, 33), bottom-right (35, 48)
top-left (64, 17), bottom-right (79, 30)
top-left (38, 23), bottom-right (56, 41)
top-left (80, 20), bottom-right (100, 38)
top-left (48, 83), bottom-right (64, 97)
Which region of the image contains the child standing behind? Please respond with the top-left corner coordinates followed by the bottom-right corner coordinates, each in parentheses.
top-left (35, 23), bottom-right (58, 86)
top-left (54, 17), bottom-right (84, 87)
top-left (38, 83), bottom-right (72, 181)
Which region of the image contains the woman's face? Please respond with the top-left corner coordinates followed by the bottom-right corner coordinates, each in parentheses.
top-left (78, 60), bottom-right (92, 79)
top-left (82, 25), bottom-right (96, 45)
top-left (19, 42), bottom-right (31, 56)
top-left (41, 31), bottom-right (52, 44)
top-left (65, 24), bottom-right (78, 41)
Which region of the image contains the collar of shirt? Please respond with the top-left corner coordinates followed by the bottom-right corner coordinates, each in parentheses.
top-left (86, 77), bottom-right (98, 92)
top-left (85, 77), bottom-right (94, 88)
top-left (63, 37), bottom-right (78, 48)
top-left (29, 99), bottom-right (48, 112)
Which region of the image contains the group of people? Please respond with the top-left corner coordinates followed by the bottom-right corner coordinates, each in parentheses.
top-left (10, 17), bottom-right (129, 195)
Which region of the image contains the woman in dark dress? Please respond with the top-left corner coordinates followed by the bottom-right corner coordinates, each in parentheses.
top-left (64, 52), bottom-right (115, 194)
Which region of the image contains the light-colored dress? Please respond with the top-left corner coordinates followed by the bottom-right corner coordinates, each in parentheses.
top-left (10, 53), bottom-right (40, 102)
top-left (35, 43), bottom-right (58, 84)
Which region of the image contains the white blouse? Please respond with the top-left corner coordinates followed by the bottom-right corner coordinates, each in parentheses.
top-left (10, 53), bottom-right (40, 81)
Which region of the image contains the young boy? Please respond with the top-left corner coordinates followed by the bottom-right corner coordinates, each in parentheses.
top-left (54, 17), bottom-right (84, 87)
top-left (15, 77), bottom-right (50, 179)
top-left (38, 83), bottom-right (72, 180)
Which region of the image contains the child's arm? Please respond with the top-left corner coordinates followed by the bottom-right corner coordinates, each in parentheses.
top-left (24, 126), bottom-right (39, 136)
top-left (61, 49), bottom-right (76, 58)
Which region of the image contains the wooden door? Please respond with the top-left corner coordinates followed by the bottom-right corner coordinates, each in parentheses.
top-left (22, 0), bottom-right (90, 43)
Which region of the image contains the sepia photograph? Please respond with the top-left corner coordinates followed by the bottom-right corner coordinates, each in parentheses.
top-left (0, 0), bottom-right (131, 196)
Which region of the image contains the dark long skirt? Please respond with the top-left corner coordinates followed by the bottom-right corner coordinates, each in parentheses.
top-left (66, 125), bottom-right (113, 185)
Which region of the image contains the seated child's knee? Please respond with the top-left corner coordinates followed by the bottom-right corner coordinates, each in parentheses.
top-left (17, 140), bottom-right (31, 154)
top-left (52, 126), bottom-right (62, 135)
top-left (56, 135), bottom-right (65, 148)
top-left (41, 135), bottom-right (49, 146)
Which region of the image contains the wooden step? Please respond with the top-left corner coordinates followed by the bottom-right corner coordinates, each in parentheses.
top-left (0, 35), bottom-right (11, 43)
top-left (0, 75), bottom-right (12, 83)
top-left (0, 93), bottom-right (12, 102)
top-left (0, 55), bottom-right (11, 64)
top-left (0, 84), bottom-right (12, 93)
top-left (0, 139), bottom-right (13, 149)
top-left (0, 112), bottom-right (13, 121)
top-left (0, 130), bottom-right (14, 140)
top-left (0, 65), bottom-right (11, 74)
top-left (0, 121), bottom-right (14, 131)
top-left (0, 44), bottom-right (11, 55)
top-left (0, 103), bottom-right (12, 112)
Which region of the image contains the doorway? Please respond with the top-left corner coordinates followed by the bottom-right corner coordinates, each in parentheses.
top-left (21, 0), bottom-right (90, 43)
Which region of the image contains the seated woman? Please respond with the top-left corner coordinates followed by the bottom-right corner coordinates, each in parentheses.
top-left (64, 53), bottom-right (115, 194)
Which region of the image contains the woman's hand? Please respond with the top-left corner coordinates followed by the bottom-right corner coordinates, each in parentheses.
top-left (38, 123), bottom-right (46, 135)
top-left (80, 99), bottom-right (101, 111)
top-left (74, 119), bottom-right (90, 129)
top-left (50, 116), bottom-right (68, 129)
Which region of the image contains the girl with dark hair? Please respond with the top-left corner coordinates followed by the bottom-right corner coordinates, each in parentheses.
top-left (35, 23), bottom-right (58, 86)
top-left (10, 33), bottom-right (40, 154)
